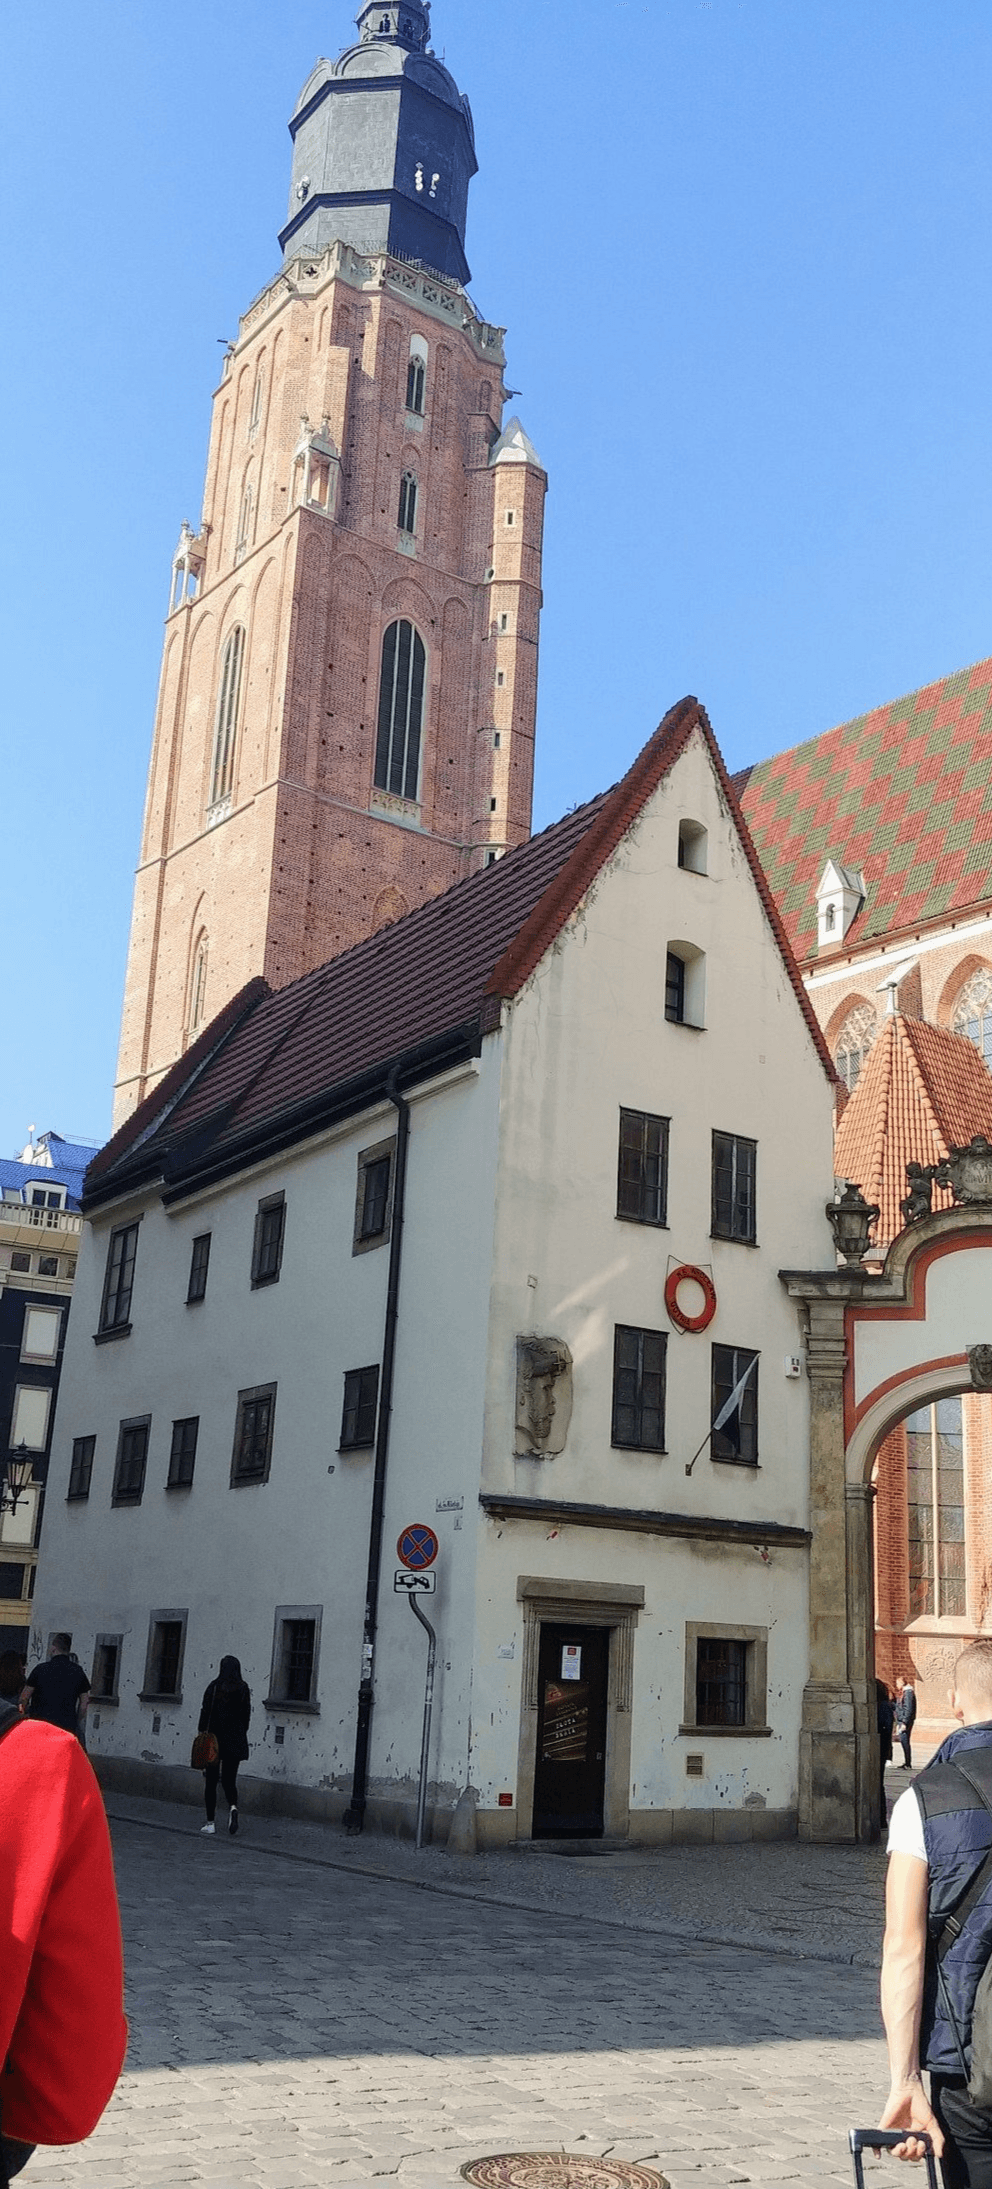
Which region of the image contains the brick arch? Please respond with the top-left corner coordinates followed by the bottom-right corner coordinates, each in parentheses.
top-left (381, 576), bottom-right (437, 628)
top-left (183, 900), bottom-right (209, 1047)
top-left (936, 953), bottom-right (992, 1027)
top-left (371, 886), bottom-right (409, 933)
top-left (823, 990), bottom-right (875, 1051)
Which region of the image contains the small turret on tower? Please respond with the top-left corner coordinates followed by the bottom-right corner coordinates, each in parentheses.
top-left (282, 2), bottom-right (477, 284)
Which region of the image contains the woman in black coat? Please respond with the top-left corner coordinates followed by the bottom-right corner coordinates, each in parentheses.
top-left (198, 1656), bottom-right (251, 1836)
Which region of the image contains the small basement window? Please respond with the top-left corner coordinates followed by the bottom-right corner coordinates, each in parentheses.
top-left (142, 1612), bottom-right (187, 1701)
top-left (268, 1605), bottom-right (322, 1709)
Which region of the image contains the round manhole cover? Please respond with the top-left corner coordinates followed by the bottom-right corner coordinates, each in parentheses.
top-left (461, 2160), bottom-right (668, 2189)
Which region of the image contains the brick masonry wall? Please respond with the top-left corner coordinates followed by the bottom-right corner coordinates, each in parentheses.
top-left (114, 251), bottom-right (547, 1123)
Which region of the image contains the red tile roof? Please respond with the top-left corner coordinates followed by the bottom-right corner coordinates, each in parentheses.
top-left (86, 697), bottom-right (834, 1208)
top-left (735, 655), bottom-right (992, 963)
top-left (833, 1014), bottom-right (992, 1246)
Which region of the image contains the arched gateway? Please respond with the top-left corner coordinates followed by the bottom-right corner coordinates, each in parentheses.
top-left (783, 1142), bottom-right (992, 1842)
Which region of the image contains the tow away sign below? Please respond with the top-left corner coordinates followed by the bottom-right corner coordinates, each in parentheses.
top-left (394, 1569), bottom-right (436, 1594)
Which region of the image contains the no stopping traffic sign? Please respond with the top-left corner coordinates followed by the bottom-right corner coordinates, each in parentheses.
top-left (397, 1523), bottom-right (439, 1571)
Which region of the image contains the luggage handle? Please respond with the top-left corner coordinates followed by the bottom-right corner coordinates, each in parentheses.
top-left (849, 2128), bottom-right (938, 2187)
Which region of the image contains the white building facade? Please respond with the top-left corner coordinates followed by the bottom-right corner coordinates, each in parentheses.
top-left (35, 701), bottom-right (837, 1845)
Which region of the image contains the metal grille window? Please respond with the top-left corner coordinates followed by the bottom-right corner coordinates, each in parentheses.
top-left (711, 1131), bottom-right (757, 1243)
top-left (616, 1108), bottom-right (669, 1226)
top-left (145, 1617), bottom-right (185, 1698)
top-left (406, 357), bottom-right (425, 412)
top-left (99, 1222), bottom-right (139, 1332)
top-left (284, 1619), bottom-right (316, 1702)
top-left (340, 1365), bottom-right (380, 1450)
top-left (168, 1417), bottom-right (199, 1490)
top-left (710, 1345), bottom-right (759, 1466)
top-left (251, 1195), bottom-right (285, 1287)
top-left (665, 951), bottom-right (686, 1024)
top-left (696, 1636), bottom-right (747, 1726)
top-left (112, 1418), bottom-right (150, 1507)
top-left (907, 1397), bottom-right (966, 1618)
top-left (91, 1636), bottom-right (121, 1701)
top-left (374, 619), bottom-right (425, 801)
top-left (210, 626), bottom-right (244, 805)
top-left (67, 1435), bottom-right (95, 1501)
top-left (611, 1325), bottom-right (667, 1452)
top-left (187, 1233), bottom-right (211, 1304)
top-left (397, 472), bottom-right (418, 534)
top-left (231, 1386), bottom-right (276, 1486)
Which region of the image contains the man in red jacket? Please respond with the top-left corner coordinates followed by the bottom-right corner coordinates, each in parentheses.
top-left (0, 1699), bottom-right (127, 2177)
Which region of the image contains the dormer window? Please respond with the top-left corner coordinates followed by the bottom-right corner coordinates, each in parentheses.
top-left (816, 859), bottom-right (865, 952)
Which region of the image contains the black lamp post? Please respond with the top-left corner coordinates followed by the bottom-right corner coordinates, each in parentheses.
top-left (2, 1443), bottom-right (34, 1514)
top-left (826, 1181), bottom-right (879, 1269)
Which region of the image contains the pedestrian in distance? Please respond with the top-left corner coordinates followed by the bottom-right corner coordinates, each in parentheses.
top-left (197, 1655), bottom-right (251, 1837)
top-left (895, 1675), bottom-right (918, 1772)
top-left (0, 1684), bottom-right (127, 2179)
top-left (20, 1632), bottom-right (89, 1737)
top-left (878, 1677), bottom-right (895, 1821)
top-left (0, 1649), bottom-right (25, 1703)
top-left (879, 1637), bottom-right (992, 2182)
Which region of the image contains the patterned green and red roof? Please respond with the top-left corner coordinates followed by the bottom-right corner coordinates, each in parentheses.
top-left (735, 655), bottom-right (992, 964)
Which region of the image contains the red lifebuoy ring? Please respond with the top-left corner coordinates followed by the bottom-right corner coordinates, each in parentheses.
top-left (665, 1263), bottom-right (717, 1333)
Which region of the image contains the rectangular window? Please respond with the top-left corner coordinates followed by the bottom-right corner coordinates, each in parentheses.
top-left (231, 1384), bottom-right (276, 1486)
top-left (67, 1434), bottom-right (96, 1501)
top-left (340, 1365), bottom-right (380, 1450)
top-left (711, 1131), bottom-right (757, 1243)
top-left (695, 1636), bottom-right (747, 1726)
top-left (187, 1233), bottom-right (211, 1304)
top-left (38, 1255), bottom-right (59, 1278)
top-left (710, 1345), bottom-right (759, 1466)
top-left (10, 1251), bottom-right (31, 1273)
top-left (11, 1384), bottom-right (51, 1452)
top-left (267, 1605), bottom-right (322, 1708)
top-left (0, 1564), bottom-right (26, 1601)
top-left (142, 1611), bottom-right (187, 1700)
top-left (112, 1417), bottom-right (151, 1506)
top-left (91, 1634), bottom-right (122, 1702)
top-left (665, 951), bottom-right (686, 1024)
top-left (616, 1108), bottom-right (669, 1226)
top-left (611, 1325), bottom-right (667, 1452)
top-left (21, 1306), bottom-right (62, 1363)
top-left (251, 1195), bottom-right (285, 1287)
top-left (99, 1221), bottom-right (139, 1332)
top-left (167, 1417), bottom-right (199, 1490)
top-left (353, 1140), bottom-right (395, 1254)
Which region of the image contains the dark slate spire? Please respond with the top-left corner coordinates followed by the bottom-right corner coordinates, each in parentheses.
top-left (280, 4), bottom-right (478, 285)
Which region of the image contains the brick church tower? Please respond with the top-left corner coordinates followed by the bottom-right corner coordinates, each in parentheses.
top-left (113, 0), bottom-right (546, 1126)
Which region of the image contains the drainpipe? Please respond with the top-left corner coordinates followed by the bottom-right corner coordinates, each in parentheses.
top-left (342, 1072), bottom-right (411, 1834)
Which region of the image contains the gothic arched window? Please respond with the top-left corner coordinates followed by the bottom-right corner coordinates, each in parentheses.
top-left (833, 1000), bottom-right (877, 1094)
top-left (249, 366), bottom-right (264, 433)
top-left (374, 620), bottom-right (425, 802)
top-left (397, 472), bottom-right (418, 535)
top-left (406, 357), bottom-right (425, 414)
top-left (952, 966), bottom-right (992, 1071)
top-left (235, 482), bottom-right (253, 561)
top-left (189, 941), bottom-right (208, 1038)
top-left (210, 627), bottom-right (244, 807)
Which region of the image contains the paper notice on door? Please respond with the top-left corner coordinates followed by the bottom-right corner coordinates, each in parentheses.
top-left (561, 1644), bottom-right (581, 1681)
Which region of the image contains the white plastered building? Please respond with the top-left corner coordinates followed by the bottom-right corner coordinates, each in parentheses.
top-left (35, 699), bottom-right (836, 1846)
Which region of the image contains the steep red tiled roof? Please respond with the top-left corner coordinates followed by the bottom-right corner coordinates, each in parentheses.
top-left (87, 697), bottom-right (834, 1204)
top-left (735, 655), bottom-right (992, 963)
top-left (833, 1014), bottom-right (992, 1245)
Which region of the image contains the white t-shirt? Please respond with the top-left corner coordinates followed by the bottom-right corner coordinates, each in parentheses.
top-left (888, 1784), bottom-right (927, 1865)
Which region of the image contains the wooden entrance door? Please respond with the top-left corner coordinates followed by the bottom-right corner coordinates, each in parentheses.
top-left (532, 1623), bottom-right (609, 1838)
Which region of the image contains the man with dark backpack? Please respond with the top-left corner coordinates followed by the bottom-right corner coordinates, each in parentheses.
top-left (0, 1689), bottom-right (127, 2179)
top-left (879, 1640), bottom-right (992, 2182)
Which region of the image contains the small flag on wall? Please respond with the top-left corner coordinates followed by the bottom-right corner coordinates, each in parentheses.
top-left (686, 1352), bottom-right (758, 1476)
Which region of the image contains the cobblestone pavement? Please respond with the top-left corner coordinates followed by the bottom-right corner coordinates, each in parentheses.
top-left (23, 1786), bottom-right (912, 2189)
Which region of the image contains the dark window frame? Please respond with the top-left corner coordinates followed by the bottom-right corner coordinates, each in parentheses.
top-left (187, 1232), bottom-right (211, 1304)
top-left (266, 1603), bottom-right (322, 1712)
top-left (710, 1344), bottom-right (759, 1467)
top-left (665, 950), bottom-right (686, 1024)
top-left (406, 356), bottom-right (425, 413)
top-left (681, 1621), bottom-right (770, 1735)
top-left (397, 471), bottom-right (418, 535)
top-left (353, 1138), bottom-right (396, 1255)
top-left (167, 1416), bottom-right (199, 1490)
top-left (611, 1324), bottom-right (667, 1453)
top-left (616, 1107), bottom-right (670, 1228)
top-left (67, 1434), bottom-right (96, 1502)
top-left (711, 1130), bottom-right (757, 1245)
top-left (97, 1220), bottom-right (140, 1337)
top-left (340, 1364), bottom-right (380, 1451)
top-left (112, 1415), bottom-right (151, 1507)
top-left (695, 1635), bottom-right (747, 1726)
top-left (140, 1609), bottom-right (187, 1702)
top-left (230, 1383), bottom-right (277, 1487)
top-left (374, 619), bottom-right (426, 802)
top-left (251, 1194), bottom-right (285, 1288)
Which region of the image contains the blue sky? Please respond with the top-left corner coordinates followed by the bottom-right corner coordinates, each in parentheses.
top-left (3, 0), bottom-right (992, 1155)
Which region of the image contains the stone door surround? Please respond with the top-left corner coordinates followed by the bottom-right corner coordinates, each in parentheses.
top-left (515, 1576), bottom-right (644, 1841)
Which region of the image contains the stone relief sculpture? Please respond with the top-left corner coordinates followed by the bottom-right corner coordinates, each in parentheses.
top-left (514, 1337), bottom-right (573, 1458)
top-left (968, 1345), bottom-right (992, 1393)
